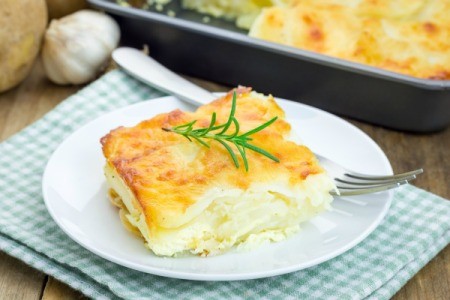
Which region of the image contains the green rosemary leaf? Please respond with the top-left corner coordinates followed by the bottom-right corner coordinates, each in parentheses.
top-left (222, 117), bottom-right (240, 139)
top-left (194, 112), bottom-right (217, 137)
top-left (239, 141), bottom-right (280, 163)
top-left (192, 136), bottom-right (210, 148)
top-left (241, 116), bottom-right (278, 137)
top-left (235, 143), bottom-right (248, 172)
top-left (216, 139), bottom-right (239, 168)
top-left (209, 123), bottom-right (226, 130)
top-left (173, 120), bottom-right (196, 130)
top-left (206, 112), bottom-right (217, 133)
top-left (180, 134), bottom-right (192, 142)
top-left (218, 92), bottom-right (237, 135)
top-left (232, 117), bottom-right (240, 137)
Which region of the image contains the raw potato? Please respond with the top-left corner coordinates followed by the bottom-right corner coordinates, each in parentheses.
top-left (46, 0), bottom-right (87, 19)
top-left (0, 0), bottom-right (47, 93)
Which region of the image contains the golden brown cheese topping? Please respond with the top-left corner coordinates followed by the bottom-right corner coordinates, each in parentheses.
top-left (249, 0), bottom-right (450, 79)
top-left (101, 90), bottom-right (323, 231)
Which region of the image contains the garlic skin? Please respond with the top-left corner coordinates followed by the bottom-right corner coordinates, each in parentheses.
top-left (42, 10), bottom-right (120, 85)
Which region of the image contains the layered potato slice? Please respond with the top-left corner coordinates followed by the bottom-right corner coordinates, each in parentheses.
top-left (182, 0), bottom-right (289, 28)
top-left (249, 0), bottom-right (450, 79)
top-left (101, 89), bottom-right (335, 256)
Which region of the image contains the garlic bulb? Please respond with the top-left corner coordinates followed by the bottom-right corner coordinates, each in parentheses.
top-left (42, 10), bottom-right (120, 85)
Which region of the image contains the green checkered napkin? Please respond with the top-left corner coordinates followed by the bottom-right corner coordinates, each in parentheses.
top-left (0, 70), bottom-right (449, 300)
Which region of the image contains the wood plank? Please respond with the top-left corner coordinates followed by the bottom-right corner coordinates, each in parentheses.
top-left (0, 252), bottom-right (45, 300)
top-left (395, 250), bottom-right (450, 300)
top-left (41, 278), bottom-right (85, 300)
top-left (0, 60), bottom-right (80, 141)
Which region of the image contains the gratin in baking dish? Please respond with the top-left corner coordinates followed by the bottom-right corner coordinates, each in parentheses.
top-left (88, 0), bottom-right (450, 132)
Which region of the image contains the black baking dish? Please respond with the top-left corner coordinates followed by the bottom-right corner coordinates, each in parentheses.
top-left (88, 0), bottom-right (450, 132)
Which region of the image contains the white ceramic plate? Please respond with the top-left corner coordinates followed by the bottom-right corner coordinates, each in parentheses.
top-left (42, 96), bottom-right (392, 281)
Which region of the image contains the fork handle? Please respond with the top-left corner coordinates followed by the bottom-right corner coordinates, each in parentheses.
top-left (112, 47), bottom-right (216, 106)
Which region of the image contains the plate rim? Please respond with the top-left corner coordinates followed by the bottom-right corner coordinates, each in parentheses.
top-left (42, 95), bottom-right (393, 281)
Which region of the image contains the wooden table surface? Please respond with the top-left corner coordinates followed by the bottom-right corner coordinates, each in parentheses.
top-left (0, 59), bottom-right (448, 300)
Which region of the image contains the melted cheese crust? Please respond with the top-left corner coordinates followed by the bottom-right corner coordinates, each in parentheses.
top-left (123, 1), bottom-right (449, 78)
top-left (101, 90), bottom-right (335, 256)
top-left (249, 0), bottom-right (450, 79)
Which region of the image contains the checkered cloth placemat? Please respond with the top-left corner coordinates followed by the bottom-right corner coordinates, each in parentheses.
top-left (0, 70), bottom-right (449, 300)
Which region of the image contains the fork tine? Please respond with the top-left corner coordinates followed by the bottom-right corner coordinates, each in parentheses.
top-left (336, 180), bottom-right (408, 190)
top-left (345, 169), bottom-right (423, 181)
top-left (335, 175), bottom-right (417, 186)
top-left (332, 180), bottom-right (410, 196)
top-left (315, 153), bottom-right (423, 196)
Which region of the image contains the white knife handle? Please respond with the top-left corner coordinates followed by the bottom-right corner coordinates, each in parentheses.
top-left (112, 47), bottom-right (216, 106)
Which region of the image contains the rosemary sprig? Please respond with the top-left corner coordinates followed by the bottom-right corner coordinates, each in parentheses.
top-left (162, 92), bottom-right (279, 171)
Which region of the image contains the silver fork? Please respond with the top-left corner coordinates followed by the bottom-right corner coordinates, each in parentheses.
top-left (316, 154), bottom-right (423, 196)
top-left (112, 48), bottom-right (424, 196)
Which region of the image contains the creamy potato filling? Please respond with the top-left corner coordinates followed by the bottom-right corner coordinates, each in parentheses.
top-left (106, 164), bottom-right (333, 257)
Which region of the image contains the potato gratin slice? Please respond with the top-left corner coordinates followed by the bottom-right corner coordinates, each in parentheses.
top-left (100, 89), bottom-right (335, 256)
